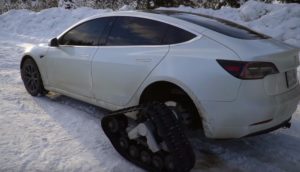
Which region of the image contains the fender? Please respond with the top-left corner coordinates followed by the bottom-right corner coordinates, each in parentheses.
top-left (21, 44), bottom-right (50, 87)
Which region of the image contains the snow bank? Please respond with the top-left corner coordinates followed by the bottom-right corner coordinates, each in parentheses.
top-left (0, 7), bottom-right (111, 42)
top-left (0, 1), bottom-right (299, 47)
top-left (239, 0), bottom-right (273, 21)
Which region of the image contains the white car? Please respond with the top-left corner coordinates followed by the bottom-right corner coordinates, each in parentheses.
top-left (21, 10), bottom-right (300, 171)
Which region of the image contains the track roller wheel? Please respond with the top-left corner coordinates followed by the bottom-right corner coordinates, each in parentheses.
top-left (119, 136), bottom-right (129, 150)
top-left (102, 115), bottom-right (128, 134)
top-left (152, 154), bottom-right (164, 170)
top-left (140, 150), bottom-right (152, 165)
top-left (165, 155), bottom-right (176, 171)
top-left (108, 118), bottom-right (119, 133)
top-left (129, 144), bottom-right (140, 159)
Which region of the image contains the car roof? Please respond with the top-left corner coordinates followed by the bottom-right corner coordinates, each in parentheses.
top-left (60, 10), bottom-right (205, 38)
top-left (60, 10), bottom-right (268, 40)
top-left (149, 10), bottom-right (269, 39)
top-left (86, 10), bottom-right (202, 30)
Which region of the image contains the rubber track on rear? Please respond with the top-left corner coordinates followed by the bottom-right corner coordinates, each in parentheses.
top-left (101, 102), bottom-right (195, 172)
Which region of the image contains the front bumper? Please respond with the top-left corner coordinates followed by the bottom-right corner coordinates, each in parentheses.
top-left (200, 82), bottom-right (300, 139)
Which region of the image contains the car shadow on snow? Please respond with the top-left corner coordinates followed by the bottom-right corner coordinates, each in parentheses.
top-left (33, 93), bottom-right (144, 172)
top-left (34, 93), bottom-right (300, 172)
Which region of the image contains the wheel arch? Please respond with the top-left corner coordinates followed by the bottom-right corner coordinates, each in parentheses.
top-left (140, 81), bottom-right (187, 103)
top-left (20, 54), bottom-right (48, 96)
top-left (20, 55), bottom-right (48, 88)
top-left (139, 80), bottom-right (203, 128)
top-left (20, 55), bottom-right (35, 69)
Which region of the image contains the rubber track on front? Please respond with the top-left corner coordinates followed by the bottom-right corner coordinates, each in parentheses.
top-left (101, 102), bottom-right (195, 172)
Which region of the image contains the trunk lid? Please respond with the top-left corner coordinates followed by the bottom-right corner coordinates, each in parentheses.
top-left (204, 30), bottom-right (300, 95)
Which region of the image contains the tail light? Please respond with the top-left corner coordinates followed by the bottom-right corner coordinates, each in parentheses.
top-left (217, 59), bottom-right (279, 79)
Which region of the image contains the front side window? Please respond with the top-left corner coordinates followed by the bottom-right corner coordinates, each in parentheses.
top-left (59, 17), bottom-right (110, 46)
top-left (106, 17), bottom-right (168, 46)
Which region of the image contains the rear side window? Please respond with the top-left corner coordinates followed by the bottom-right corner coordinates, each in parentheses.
top-left (169, 13), bottom-right (270, 40)
top-left (59, 17), bottom-right (110, 46)
top-left (163, 25), bottom-right (196, 44)
top-left (106, 17), bottom-right (168, 46)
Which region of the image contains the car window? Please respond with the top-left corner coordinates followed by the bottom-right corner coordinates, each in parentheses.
top-left (150, 10), bottom-right (270, 40)
top-left (170, 13), bottom-right (269, 40)
top-left (106, 17), bottom-right (168, 46)
top-left (163, 25), bottom-right (196, 44)
top-left (59, 17), bottom-right (110, 46)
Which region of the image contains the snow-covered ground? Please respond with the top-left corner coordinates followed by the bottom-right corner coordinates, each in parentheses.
top-left (0, 1), bottom-right (300, 172)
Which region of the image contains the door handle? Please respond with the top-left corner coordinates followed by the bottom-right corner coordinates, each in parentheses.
top-left (136, 58), bottom-right (152, 62)
top-left (78, 54), bottom-right (90, 59)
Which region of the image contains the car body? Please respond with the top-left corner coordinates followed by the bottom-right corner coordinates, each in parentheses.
top-left (21, 10), bottom-right (300, 139)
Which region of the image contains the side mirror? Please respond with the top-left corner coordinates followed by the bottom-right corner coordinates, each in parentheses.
top-left (50, 38), bottom-right (59, 47)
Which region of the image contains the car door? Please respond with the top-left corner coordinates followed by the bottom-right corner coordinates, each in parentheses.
top-left (92, 16), bottom-right (170, 106)
top-left (46, 17), bottom-right (110, 98)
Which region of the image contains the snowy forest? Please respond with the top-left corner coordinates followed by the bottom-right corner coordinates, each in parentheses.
top-left (0, 0), bottom-right (300, 13)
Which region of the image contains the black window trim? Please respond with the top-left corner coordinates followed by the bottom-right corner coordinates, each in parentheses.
top-left (168, 34), bottom-right (200, 46)
top-left (57, 17), bottom-right (113, 47)
top-left (104, 16), bottom-right (169, 46)
top-left (162, 24), bottom-right (198, 46)
top-left (56, 15), bottom-right (199, 47)
top-left (102, 15), bottom-right (198, 47)
top-left (151, 10), bottom-right (270, 40)
top-left (99, 17), bottom-right (117, 46)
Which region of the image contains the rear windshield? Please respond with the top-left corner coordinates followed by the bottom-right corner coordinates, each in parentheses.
top-left (153, 10), bottom-right (270, 40)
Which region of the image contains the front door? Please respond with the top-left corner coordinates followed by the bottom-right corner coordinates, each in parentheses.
top-left (46, 46), bottom-right (97, 97)
top-left (46, 17), bottom-right (110, 98)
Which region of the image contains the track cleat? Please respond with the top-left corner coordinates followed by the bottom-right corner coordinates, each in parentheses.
top-left (101, 102), bottom-right (195, 172)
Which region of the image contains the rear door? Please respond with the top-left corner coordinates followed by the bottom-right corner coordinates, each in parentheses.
top-left (92, 16), bottom-right (170, 106)
top-left (46, 17), bottom-right (110, 98)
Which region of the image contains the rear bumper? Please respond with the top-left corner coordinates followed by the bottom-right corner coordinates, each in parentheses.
top-left (246, 117), bottom-right (291, 137)
top-left (200, 82), bottom-right (300, 139)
